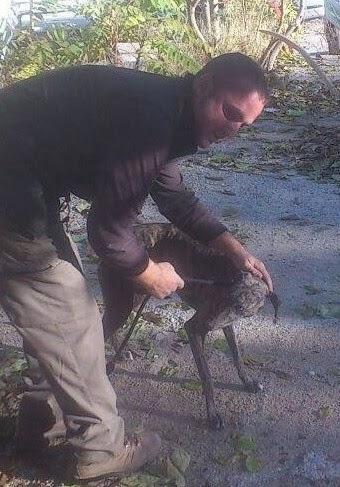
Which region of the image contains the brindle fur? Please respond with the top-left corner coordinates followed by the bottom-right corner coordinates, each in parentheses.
top-left (103, 223), bottom-right (269, 430)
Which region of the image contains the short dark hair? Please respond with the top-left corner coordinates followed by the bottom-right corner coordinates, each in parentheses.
top-left (197, 52), bottom-right (269, 100)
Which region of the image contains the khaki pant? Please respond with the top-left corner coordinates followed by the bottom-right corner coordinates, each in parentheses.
top-left (0, 221), bottom-right (125, 455)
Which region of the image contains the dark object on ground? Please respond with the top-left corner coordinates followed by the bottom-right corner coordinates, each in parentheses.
top-left (106, 223), bottom-right (276, 431)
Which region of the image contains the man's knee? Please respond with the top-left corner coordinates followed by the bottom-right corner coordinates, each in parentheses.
top-left (1, 259), bottom-right (96, 328)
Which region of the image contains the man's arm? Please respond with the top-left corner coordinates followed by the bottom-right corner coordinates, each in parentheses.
top-left (87, 154), bottom-right (185, 297)
top-left (150, 161), bottom-right (273, 291)
top-left (150, 160), bottom-right (227, 243)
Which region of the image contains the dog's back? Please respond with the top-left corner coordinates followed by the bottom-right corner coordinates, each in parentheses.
top-left (134, 223), bottom-right (268, 330)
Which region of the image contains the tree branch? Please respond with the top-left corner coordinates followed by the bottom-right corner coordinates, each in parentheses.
top-left (188, 0), bottom-right (208, 45)
top-left (260, 30), bottom-right (339, 98)
top-left (261, 0), bottom-right (304, 71)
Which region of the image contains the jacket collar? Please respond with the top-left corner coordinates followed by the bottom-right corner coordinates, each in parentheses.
top-left (169, 74), bottom-right (197, 160)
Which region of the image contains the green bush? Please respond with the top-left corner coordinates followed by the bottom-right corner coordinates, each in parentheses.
top-left (0, 0), bottom-right (297, 84)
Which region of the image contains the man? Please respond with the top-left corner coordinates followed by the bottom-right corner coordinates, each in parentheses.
top-left (0, 53), bottom-right (272, 482)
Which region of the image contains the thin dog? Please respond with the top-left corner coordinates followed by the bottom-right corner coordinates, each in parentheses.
top-left (102, 223), bottom-right (276, 430)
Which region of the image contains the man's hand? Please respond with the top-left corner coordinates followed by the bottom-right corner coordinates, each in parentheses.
top-left (210, 232), bottom-right (273, 292)
top-left (132, 259), bottom-right (184, 299)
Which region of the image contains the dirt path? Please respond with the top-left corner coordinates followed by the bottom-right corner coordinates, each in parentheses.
top-left (0, 63), bottom-right (339, 486)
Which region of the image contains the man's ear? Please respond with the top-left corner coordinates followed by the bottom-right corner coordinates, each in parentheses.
top-left (193, 72), bottom-right (214, 100)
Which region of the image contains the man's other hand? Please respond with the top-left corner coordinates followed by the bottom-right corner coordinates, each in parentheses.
top-left (132, 260), bottom-right (184, 299)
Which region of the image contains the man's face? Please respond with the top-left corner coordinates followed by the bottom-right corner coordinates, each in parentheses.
top-left (193, 77), bottom-right (265, 148)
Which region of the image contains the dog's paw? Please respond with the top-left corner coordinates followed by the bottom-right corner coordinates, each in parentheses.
top-left (244, 380), bottom-right (264, 393)
top-left (208, 412), bottom-right (226, 431)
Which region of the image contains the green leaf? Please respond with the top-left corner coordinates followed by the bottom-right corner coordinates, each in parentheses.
top-left (180, 380), bottom-right (202, 392)
top-left (170, 448), bottom-right (190, 474)
top-left (214, 453), bottom-right (242, 467)
top-left (317, 406), bottom-right (332, 418)
top-left (286, 108), bottom-right (305, 117)
top-left (142, 311), bottom-right (164, 326)
top-left (177, 328), bottom-right (189, 344)
top-left (10, 358), bottom-right (27, 373)
top-left (303, 285), bottom-right (321, 295)
top-left (146, 346), bottom-right (157, 361)
top-left (158, 365), bottom-right (180, 378)
top-left (236, 435), bottom-right (257, 453)
top-left (328, 367), bottom-right (340, 377)
top-left (74, 200), bottom-right (91, 215)
top-left (85, 254), bottom-right (100, 264)
top-left (244, 454), bottom-right (261, 473)
top-left (71, 233), bottom-right (87, 243)
top-left (164, 458), bottom-right (185, 487)
top-left (222, 206), bottom-right (239, 218)
top-left (119, 473), bottom-right (162, 486)
top-left (270, 369), bottom-right (293, 380)
top-left (212, 338), bottom-right (229, 353)
top-left (205, 175), bottom-right (224, 181)
top-left (298, 303), bottom-right (318, 319)
top-left (243, 355), bottom-right (274, 366)
top-left (318, 303), bottom-right (340, 319)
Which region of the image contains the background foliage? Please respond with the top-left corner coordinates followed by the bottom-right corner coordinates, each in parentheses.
top-left (0, 0), bottom-right (298, 84)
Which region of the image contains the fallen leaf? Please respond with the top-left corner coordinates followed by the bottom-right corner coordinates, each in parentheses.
top-left (328, 367), bottom-right (340, 377)
top-left (318, 303), bottom-right (340, 319)
top-left (298, 303), bottom-right (318, 319)
top-left (212, 338), bottom-right (229, 353)
top-left (10, 358), bottom-right (27, 373)
top-left (74, 200), bottom-right (91, 216)
top-left (170, 448), bottom-right (190, 474)
top-left (286, 108), bottom-right (306, 117)
top-left (142, 311), bottom-right (164, 326)
top-left (303, 285), bottom-right (322, 295)
top-left (269, 369), bottom-right (293, 380)
top-left (180, 380), bottom-right (202, 392)
top-left (213, 453), bottom-right (241, 467)
top-left (85, 254), bottom-right (100, 264)
top-left (222, 206), bottom-right (239, 218)
top-left (316, 406), bottom-right (332, 418)
top-left (219, 189), bottom-right (236, 196)
top-left (119, 473), bottom-right (163, 486)
top-left (71, 233), bottom-right (87, 243)
top-left (205, 175), bottom-right (224, 181)
top-left (176, 329), bottom-right (189, 344)
top-left (243, 355), bottom-right (274, 367)
top-left (236, 435), bottom-right (257, 454)
top-left (160, 457), bottom-right (186, 487)
top-left (146, 347), bottom-right (157, 362)
top-left (280, 214), bottom-right (302, 221)
top-left (244, 454), bottom-right (261, 473)
top-left (158, 365), bottom-right (180, 378)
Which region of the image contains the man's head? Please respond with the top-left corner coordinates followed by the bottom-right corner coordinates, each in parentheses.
top-left (192, 53), bottom-right (268, 148)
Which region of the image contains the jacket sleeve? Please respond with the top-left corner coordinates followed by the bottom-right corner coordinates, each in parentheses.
top-left (87, 156), bottom-right (154, 277)
top-left (87, 202), bottom-right (149, 277)
top-left (150, 161), bottom-right (227, 243)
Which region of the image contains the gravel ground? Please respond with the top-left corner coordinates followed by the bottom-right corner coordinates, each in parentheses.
top-left (0, 63), bottom-right (339, 486)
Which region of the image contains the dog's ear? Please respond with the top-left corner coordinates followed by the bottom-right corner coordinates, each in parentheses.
top-left (268, 292), bottom-right (280, 324)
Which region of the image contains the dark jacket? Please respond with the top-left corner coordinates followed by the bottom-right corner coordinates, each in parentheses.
top-left (0, 65), bottom-right (226, 275)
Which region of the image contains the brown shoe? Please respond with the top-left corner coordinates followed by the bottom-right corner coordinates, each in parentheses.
top-left (74, 432), bottom-right (161, 481)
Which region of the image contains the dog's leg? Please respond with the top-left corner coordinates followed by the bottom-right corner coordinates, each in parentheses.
top-left (185, 318), bottom-right (225, 431)
top-left (223, 325), bottom-right (263, 393)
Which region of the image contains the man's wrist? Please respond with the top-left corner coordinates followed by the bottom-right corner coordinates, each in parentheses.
top-left (209, 231), bottom-right (245, 254)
